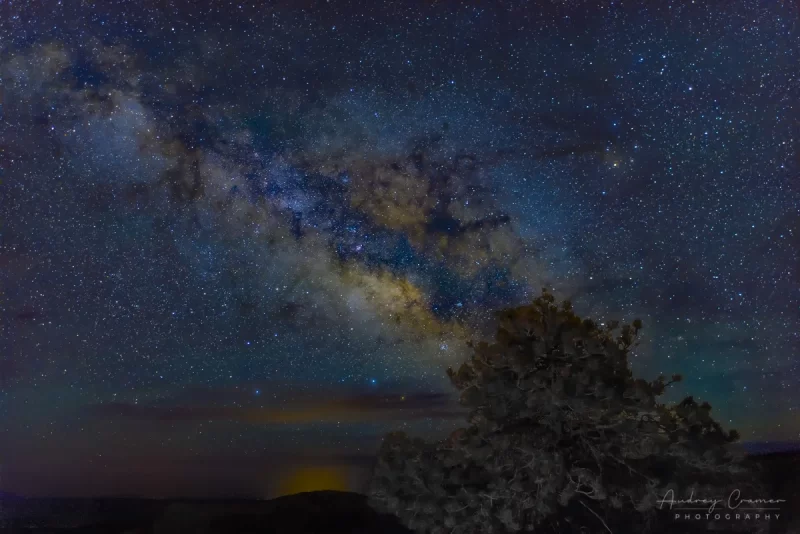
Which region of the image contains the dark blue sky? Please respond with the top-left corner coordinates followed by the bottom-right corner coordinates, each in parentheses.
top-left (1, 0), bottom-right (798, 498)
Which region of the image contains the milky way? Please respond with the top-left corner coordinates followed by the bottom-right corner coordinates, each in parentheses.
top-left (1, 0), bottom-right (798, 498)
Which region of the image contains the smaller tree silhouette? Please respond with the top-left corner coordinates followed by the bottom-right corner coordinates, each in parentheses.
top-left (369, 290), bottom-right (764, 533)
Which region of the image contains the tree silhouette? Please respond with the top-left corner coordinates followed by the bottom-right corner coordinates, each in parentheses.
top-left (369, 290), bottom-right (764, 533)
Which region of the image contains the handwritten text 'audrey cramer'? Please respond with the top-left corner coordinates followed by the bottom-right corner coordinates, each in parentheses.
top-left (658, 489), bottom-right (785, 521)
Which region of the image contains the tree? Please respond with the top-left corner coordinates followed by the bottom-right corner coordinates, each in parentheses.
top-left (369, 290), bottom-right (765, 533)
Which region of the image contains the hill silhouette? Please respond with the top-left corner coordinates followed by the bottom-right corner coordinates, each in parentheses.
top-left (1, 451), bottom-right (797, 533)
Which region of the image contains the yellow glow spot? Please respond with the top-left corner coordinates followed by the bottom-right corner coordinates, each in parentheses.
top-left (279, 466), bottom-right (349, 496)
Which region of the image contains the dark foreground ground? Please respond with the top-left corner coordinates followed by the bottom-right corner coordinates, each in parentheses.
top-left (1, 451), bottom-right (797, 534)
top-left (0, 490), bottom-right (411, 534)
top-left (744, 450), bottom-right (800, 534)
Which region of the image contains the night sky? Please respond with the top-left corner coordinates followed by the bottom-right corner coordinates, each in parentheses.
top-left (1, 0), bottom-right (798, 499)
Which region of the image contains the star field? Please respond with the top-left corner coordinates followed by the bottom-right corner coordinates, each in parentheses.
top-left (0, 0), bottom-right (798, 498)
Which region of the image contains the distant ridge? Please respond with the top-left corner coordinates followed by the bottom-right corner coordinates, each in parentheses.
top-left (743, 440), bottom-right (800, 454)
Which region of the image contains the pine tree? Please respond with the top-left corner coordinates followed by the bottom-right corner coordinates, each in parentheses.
top-left (369, 289), bottom-right (764, 534)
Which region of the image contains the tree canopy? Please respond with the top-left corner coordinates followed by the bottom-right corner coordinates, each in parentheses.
top-left (369, 290), bottom-right (764, 533)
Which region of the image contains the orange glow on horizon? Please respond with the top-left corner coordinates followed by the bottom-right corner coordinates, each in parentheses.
top-left (278, 465), bottom-right (350, 496)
